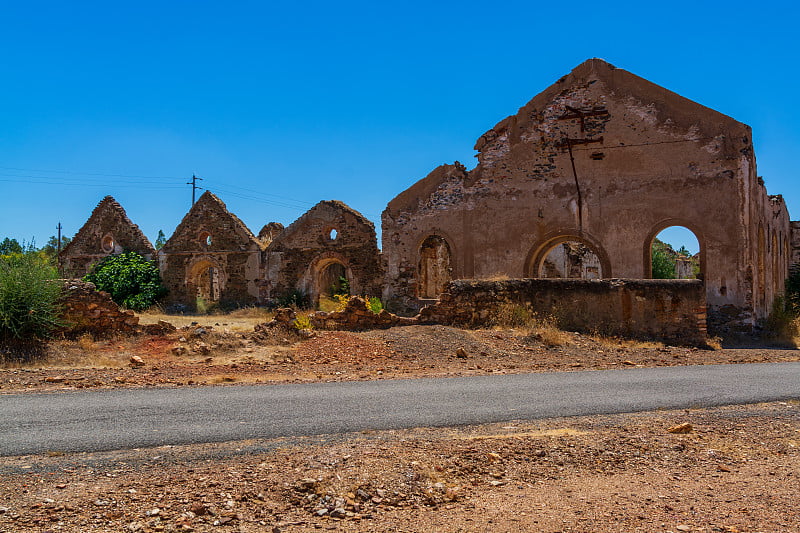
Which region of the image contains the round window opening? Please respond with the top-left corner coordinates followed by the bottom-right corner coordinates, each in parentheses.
top-left (101, 235), bottom-right (115, 253)
top-left (328, 228), bottom-right (338, 241)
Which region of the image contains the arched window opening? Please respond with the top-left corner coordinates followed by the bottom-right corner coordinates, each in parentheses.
top-left (650, 226), bottom-right (701, 280)
top-left (328, 228), bottom-right (339, 241)
top-left (538, 240), bottom-right (602, 279)
top-left (199, 231), bottom-right (212, 247)
top-left (418, 235), bottom-right (452, 299)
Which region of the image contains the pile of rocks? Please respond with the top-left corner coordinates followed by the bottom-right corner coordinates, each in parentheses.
top-left (310, 297), bottom-right (416, 331)
top-left (59, 280), bottom-right (139, 336)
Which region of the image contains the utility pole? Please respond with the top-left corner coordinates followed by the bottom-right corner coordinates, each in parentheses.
top-left (187, 174), bottom-right (203, 205)
top-left (56, 222), bottom-right (63, 275)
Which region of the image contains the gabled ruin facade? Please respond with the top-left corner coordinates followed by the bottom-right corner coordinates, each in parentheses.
top-left (158, 191), bottom-right (263, 310)
top-left (264, 200), bottom-right (383, 305)
top-left (382, 59), bottom-right (795, 330)
top-left (59, 196), bottom-right (155, 277)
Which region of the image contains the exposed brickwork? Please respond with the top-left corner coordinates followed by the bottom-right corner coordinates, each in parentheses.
top-left (265, 201), bottom-right (383, 305)
top-left (60, 280), bottom-right (139, 336)
top-left (59, 196), bottom-right (155, 277)
top-left (418, 278), bottom-right (707, 346)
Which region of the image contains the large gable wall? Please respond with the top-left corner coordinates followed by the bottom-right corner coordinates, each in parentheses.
top-left (382, 59), bottom-right (791, 329)
top-left (159, 192), bottom-right (262, 310)
top-left (59, 196), bottom-right (155, 277)
top-left (265, 200), bottom-right (383, 304)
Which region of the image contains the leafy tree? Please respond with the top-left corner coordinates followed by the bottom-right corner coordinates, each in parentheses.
top-left (0, 238), bottom-right (24, 256)
top-left (651, 239), bottom-right (676, 279)
top-left (155, 230), bottom-right (166, 250)
top-left (84, 251), bottom-right (167, 311)
top-left (0, 253), bottom-right (63, 344)
top-left (40, 235), bottom-right (72, 264)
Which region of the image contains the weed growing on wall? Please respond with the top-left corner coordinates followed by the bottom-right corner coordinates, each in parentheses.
top-left (367, 296), bottom-right (383, 314)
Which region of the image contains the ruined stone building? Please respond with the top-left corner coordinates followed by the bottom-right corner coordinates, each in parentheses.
top-left (59, 196), bottom-right (155, 277)
top-left (382, 58), bottom-right (796, 330)
top-left (61, 193), bottom-right (383, 311)
top-left (158, 192), bottom-right (264, 310)
top-left (60, 59), bottom-right (800, 329)
top-left (263, 200), bottom-right (383, 305)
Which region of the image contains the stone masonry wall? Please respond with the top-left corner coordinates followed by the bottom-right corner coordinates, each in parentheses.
top-left (791, 221), bottom-right (800, 268)
top-left (60, 280), bottom-right (139, 336)
top-left (419, 278), bottom-right (707, 345)
top-left (266, 201), bottom-right (383, 305)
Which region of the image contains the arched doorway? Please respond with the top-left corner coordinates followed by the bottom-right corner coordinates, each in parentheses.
top-left (190, 260), bottom-right (221, 302)
top-left (538, 240), bottom-right (603, 279)
top-left (647, 225), bottom-right (702, 280)
top-left (319, 261), bottom-right (349, 298)
top-left (418, 235), bottom-right (452, 299)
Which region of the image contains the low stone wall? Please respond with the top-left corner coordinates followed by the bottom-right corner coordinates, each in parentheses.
top-left (419, 278), bottom-right (707, 345)
top-left (60, 280), bottom-right (139, 336)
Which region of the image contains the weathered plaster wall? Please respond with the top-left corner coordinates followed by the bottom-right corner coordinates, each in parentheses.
top-left (419, 278), bottom-right (707, 346)
top-left (382, 58), bottom-right (791, 330)
top-left (265, 201), bottom-right (383, 304)
top-left (59, 196), bottom-right (155, 277)
top-left (159, 192), bottom-right (262, 310)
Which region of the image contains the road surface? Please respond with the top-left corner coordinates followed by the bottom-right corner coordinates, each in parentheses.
top-left (1, 362), bottom-right (799, 456)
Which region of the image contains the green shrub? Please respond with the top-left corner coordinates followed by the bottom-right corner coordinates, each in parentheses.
top-left (275, 290), bottom-right (309, 309)
top-left (0, 253), bottom-right (63, 343)
top-left (84, 251), bottom-right (166, 311)
top-left (367, 296), bottom-right (383, 314)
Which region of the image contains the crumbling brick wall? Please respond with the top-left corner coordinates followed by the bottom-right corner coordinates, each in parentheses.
top-left (419, 278), bottom-right (707, 346)
top-left (60, 280), bottom-right (139, 336)
top-left (59, 196), bottom-right (155, 277)
top-left (265, 200), bottom-right (383, 306)
top-left (158, 192), bottom-right (263, 311)
top-left (381, 58), bottom-right (792, 331)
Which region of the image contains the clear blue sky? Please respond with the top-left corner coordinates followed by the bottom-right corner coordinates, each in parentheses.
top-left (2, 1), bottom-right (797, 256)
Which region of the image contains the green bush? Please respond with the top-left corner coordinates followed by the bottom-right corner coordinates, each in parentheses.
top-left (84, 251), bottom-right (167, 311)
top-left (367, 296), bottom-right (383, 314)
top-left (274, 289), bottom-right (309, 309)
top-left (0, 253), bottom-right (63, 342)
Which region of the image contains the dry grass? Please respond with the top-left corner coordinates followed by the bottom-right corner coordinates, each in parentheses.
top-left (590, 334), bottom-right (665, 350)
top-left (318, 295), bottom-right (348, 313)
top-left (480, 273), bottom-right (511, 281)
top-left (705, 336), bottom-right (723, 350)
top-left (535, 325), bottom-right (571, 347)
top-left (491, 303), bottom-right (570, 347)
top-left (137, 310), bottom-right (269, 332)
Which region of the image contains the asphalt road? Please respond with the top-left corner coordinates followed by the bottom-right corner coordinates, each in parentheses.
top-left (2, 362), bottom-right (799, 456)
